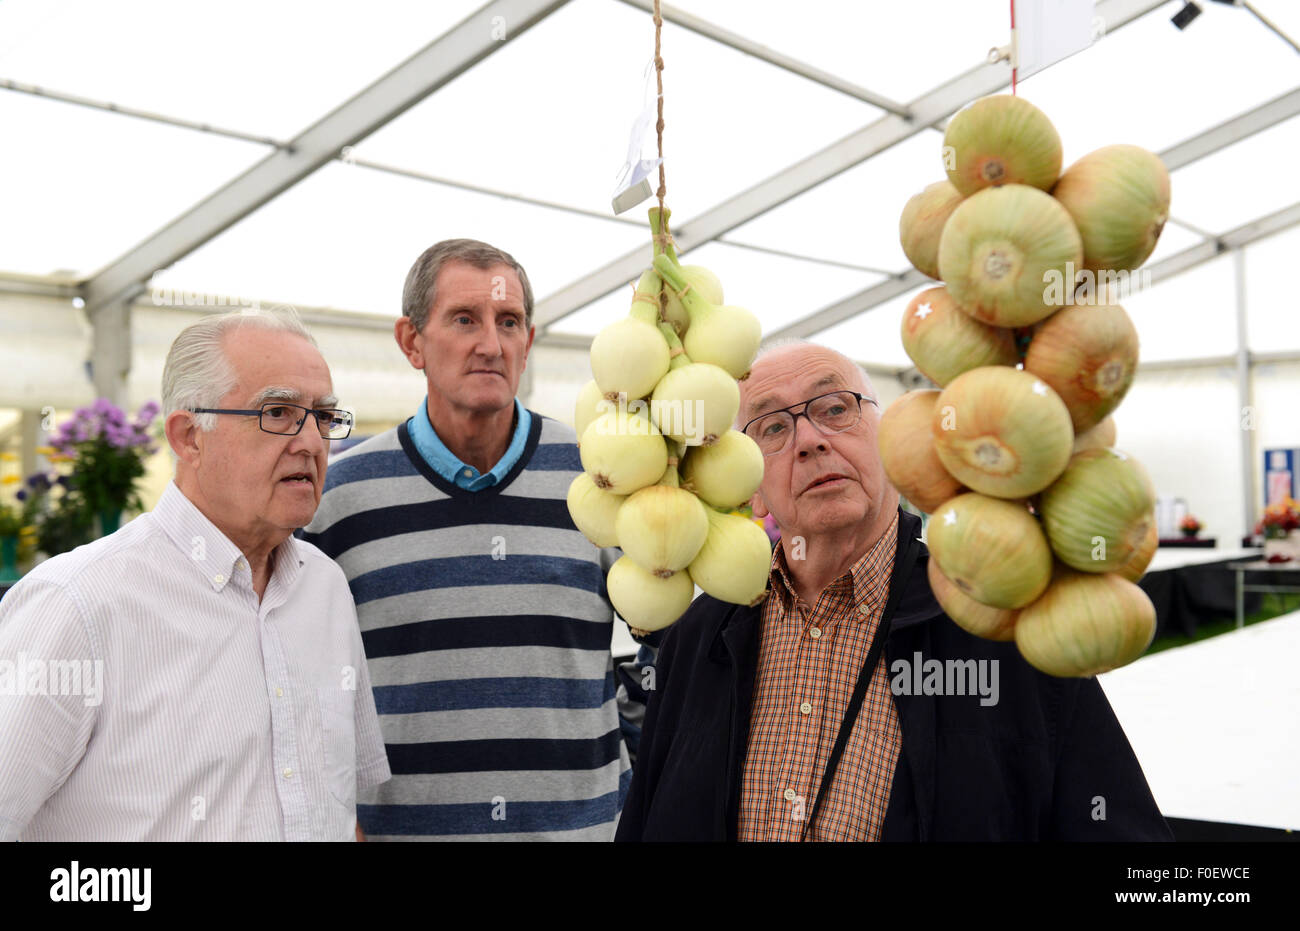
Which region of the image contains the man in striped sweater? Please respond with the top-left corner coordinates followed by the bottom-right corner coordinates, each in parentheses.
top-left (301, 239), bottom-right (650, 840)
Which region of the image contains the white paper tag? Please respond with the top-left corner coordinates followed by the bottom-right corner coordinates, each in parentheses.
top-left (611, 103), bottom-right (663, 215)
top-left (1014, 0), bottom-right (1097, 80)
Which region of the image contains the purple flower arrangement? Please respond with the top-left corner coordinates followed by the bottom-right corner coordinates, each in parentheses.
top-left (47, 398), bottom-right (161, 522)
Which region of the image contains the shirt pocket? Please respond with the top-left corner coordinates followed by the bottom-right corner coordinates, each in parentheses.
top-left (317, 687), bottom-right (357, 808)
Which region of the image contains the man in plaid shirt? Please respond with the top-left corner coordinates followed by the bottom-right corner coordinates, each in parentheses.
top-left (616, 342), bottom-right (1171, 842)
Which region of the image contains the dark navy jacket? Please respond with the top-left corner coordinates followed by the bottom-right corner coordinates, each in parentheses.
top-left (616, 509), bottom-right (1173, 842)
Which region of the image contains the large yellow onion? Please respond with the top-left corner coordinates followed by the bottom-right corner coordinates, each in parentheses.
top-left (1040, 448), bottom-right (1156, 573)
top-left (932, 366), bottom-right (1073, 498)
top-left (926, 493), bottom-right (1052, 609)
top-left (653, 254), bottom-right (760, 380)
top-left (1072, 415), bottom-right (1117, 455)
top-left (1024, 303), bottom-right (1139, 433)
top-left (566, 473), bottom-right (623, 548)
top-left (939, 184), bottom-right (1083, 328)
top-left (688, 508), bottom-right (772, 606)
top-left (1051, 144), bottom-right (1170, 273)
top-left (589, 287), bottom-right (671, 400)
top-left (574, 379), bottom-right (609, 440)
top-left (681, 430), bottom-right (764, 510)
top-left (579, 410), bottom-right (667, 495)
top-left (943, 95), bottom-right (1062, 196)
top-left (878, 389), bottom-right (963, 514)
top-left (1014, 569), bottom-right (1156, 677)
top-left (614, 475), bottom-right (709, 577)
top-left (650, 362), bottom-right (739, 447)
top-left (607, 557), bottom-right (695, 632)
top-left (900, 286), bottom-right (1019, 387)
top-left (1116, 518), bottom-right (1158, 583)
top-left (927, 557), bottom-right (1017, 642)
top-left (899, 180), bottom-right (964, 279)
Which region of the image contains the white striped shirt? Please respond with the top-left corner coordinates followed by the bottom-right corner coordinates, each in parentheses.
top-left (0, 482), bottom-right (390, 841)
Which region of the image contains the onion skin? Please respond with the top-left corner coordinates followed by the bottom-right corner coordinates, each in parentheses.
top-left (681, 430), bottom-right (764, 510)
top-left (1051, 144), bottom-right (1170, 273)
top-left (1072, 416), bottom-right (1117, 455)
top-left (614, 482), bottom-right (709, 577)
top-left (579, 410), bottom-right (668, 495)
top-left (650, 362), bottom-right (739, 447)
top-left (574, 379), bottom-right (609, 440)
top-left (1040, 448), bottom-right (1156, 573)
top-left (566, 473), bottom-right (624, 548)
top-left (943, 95), bottom-right (1062, 196)
top-left (932, 366), bottom-right (1074, 499)
top-left (939, 184), bottom-right (1083, 328)
top-left (899, 180), bottom-right (964, 279)
top-left (663, 266), bottom-right (723, 336)
top-left (688, 508), bottom-right (772, 606)
top-left (1024, 303), bottom-right (1139, 434)
top-left (1116, 517), bottom-right (1158, 583)
top-left (652, 254), bottom-right (761, 380)
top-left (926, 493), bottom-right (1052, 609)
top-left (927, 557), bottom-right (1017, 642)
top-left (607, 557), bottom-right (695, 632)
top-left (1014, 569), bottom-right (1156, 677)
top-left (589, 315), bottom-right (670, 401)
top-left (878, 389), bottom-right (963, 514)
top-left (901, 286), bottom-right (1019, 387)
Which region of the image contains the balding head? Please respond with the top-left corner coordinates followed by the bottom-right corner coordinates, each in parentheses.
top-left (739, 341), bottom-right (877, 428)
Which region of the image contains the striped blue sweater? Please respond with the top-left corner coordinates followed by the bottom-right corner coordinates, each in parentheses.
top-left (300, 413), bottom-right (631, 840)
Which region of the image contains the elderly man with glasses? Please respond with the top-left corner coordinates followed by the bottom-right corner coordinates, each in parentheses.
top-left (615, 341), bottom-right (1171, 842)
top-left (0, 309), bottom-right (389, 841)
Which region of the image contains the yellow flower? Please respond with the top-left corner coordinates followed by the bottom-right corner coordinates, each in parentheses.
top-left (0, 474), bottom-right (19, 485)
top-left (35, 445), bottom-right (56, 456)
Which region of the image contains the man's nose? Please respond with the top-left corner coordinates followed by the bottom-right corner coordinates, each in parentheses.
top-left (793, 413), bottom-right (828, 456)
top-left (287, 416), bottom-right (328, 455)
top-left (476, 321), bottom-right (504, 358)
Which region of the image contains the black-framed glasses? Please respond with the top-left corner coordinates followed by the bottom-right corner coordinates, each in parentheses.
top-left (742, 390), bottom-right (876, 456)
top-left (191, 402), bottom-right (355, 440)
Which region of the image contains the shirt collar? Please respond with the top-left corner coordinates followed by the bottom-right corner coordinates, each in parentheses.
top-left (407, 396), bottom-right (530, 488)
top-left (152, 481), bottom-right (304, 594)
top-left (767, 511), bottom-right (899, 623)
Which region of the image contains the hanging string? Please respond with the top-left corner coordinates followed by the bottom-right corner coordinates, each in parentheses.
top-left (653, 0), bottom-right (672, 323)
top-left (1010, 0), bottom-right (1018, 95)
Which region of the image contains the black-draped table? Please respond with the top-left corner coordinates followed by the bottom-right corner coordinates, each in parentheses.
top-left (1138, 548), bottom-right (1262, 639)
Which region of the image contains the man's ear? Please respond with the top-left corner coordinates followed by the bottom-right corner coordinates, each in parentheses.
top-left (165, 410), bottom-right (202, 467)
top-left (394, 317), bottom-right (424, 371)
top-left (750, 490), bottom-right (769, 520)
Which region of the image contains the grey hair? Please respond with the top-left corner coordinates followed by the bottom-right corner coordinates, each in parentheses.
top-left (401, 238), bottom-right (534, 334)
top-left (162, 307), bottom-right (317, 431)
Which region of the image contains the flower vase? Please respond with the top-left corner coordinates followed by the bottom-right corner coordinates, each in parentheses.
top-left (98, 508), bottom-right (122, 539)
top-left (1180, 529), bottom-right (1198, 539)
top-left (0, 535), bottom-right (19, 583)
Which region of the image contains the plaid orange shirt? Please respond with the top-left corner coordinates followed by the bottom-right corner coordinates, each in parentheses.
top-left (738, 512), bottom-right (901, 842)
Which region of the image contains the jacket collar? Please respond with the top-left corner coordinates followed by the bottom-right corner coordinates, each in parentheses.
top-left (706, 508), bottom-right (943, 658)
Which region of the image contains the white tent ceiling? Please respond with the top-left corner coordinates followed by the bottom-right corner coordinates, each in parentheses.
top-left (2, 0), bottom-right (1298, 366)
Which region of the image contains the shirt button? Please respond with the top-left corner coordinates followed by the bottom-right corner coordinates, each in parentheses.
top-left (275, 687), bottom-right (284, 698)
top-left (282, 768), bottom-right (293, 779)
top-left (783, 788), bottom-right (797, 802)
top-left (236, 558), bottom-right (247, 571)
top-left (858, 603), bottom-right (870, 615)
top-left (809, 627), bottom-right (822, 639)
top-left (799, 701), bottom-right (812, 715)
top-left (213, 574), bottom-right (225, 585)
top-left (462, 469), bottom-right (473, 478)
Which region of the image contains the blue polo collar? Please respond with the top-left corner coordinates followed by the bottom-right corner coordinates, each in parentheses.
top-left (407, 397), bottom-right (531, 491)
